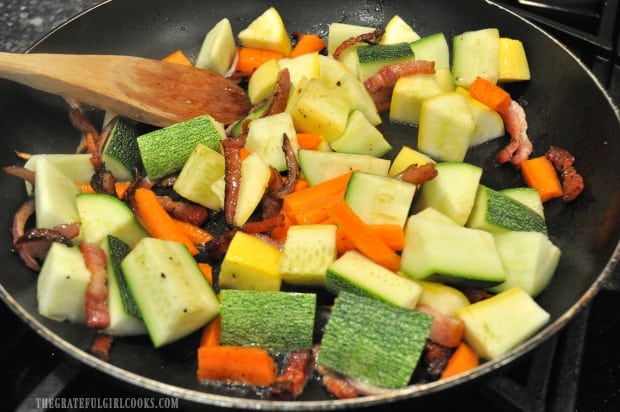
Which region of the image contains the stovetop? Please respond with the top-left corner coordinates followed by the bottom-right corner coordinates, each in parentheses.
top-left (1, 1), bottom-right (619, 411)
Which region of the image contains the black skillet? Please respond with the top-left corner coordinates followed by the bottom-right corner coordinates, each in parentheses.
top-left (0, 0), bottom-right (618, 409)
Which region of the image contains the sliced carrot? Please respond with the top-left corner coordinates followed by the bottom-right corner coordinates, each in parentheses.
top-left (133, 187), bottom-right (199, 255)
top-left (468, 76), bottom-right (512, 115)
top-left (520, 155), bottom-right (563, 202)
top-left (198, 262), bottom-right (214, 285)
top-left (282, 172), bottom-right (351, 225)
top-left (289, 33), bottom-right (326, 58)
top-left (335, 226), bottom-right (357, 255)
top-left (196, 345), bottom-right (277, 386)
top-left (77, 183), bottom-right (96, 193)
top-left (327, 200), bottom-right (401, 272)
top-left (200, 315), bottom-right (221, 347)
top-left (440, 342), bottom-right (480, 379)
top-left (115, 181), bottom-right (132, 199)
top-left (296, 132), bottom-right (323, 150)
top-left (370, 224), bottom-right (405, 251)
top-left (239, 147), bottom-right (252, 161)
top-left (236, 47), bottom-right (284, 77)
top-left (173, 218), bottom-right (215, 246)
top-left (162, 49), bottom-right (192, 66)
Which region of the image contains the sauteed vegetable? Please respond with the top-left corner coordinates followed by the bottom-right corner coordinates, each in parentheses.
top-left (3, 6), bottom-right (584, 400)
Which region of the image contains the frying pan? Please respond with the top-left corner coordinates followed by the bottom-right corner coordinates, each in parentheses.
top-left (0, 0), bottom-right (618, 409)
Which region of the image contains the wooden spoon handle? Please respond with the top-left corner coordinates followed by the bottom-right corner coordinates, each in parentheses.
top-left (0, 52), bottom-right (250, 127)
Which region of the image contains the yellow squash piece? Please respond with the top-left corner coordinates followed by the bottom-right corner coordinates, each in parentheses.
top-left (238, 7), bottom-right (292, 56)
top-left (498, 38), bottom-right (531, 82)
top-left (220, 231), bottom-right (283, 291)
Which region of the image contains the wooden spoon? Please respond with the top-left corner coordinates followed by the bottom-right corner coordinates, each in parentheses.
top-left (0, 52), bottom-right (251, 127)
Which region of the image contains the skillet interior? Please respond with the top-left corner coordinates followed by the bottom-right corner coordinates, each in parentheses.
top-left (0, 0), bottom-right (618, 409)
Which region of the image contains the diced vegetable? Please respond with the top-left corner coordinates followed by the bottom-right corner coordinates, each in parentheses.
top-left (413, 161), bottom-right (483, 225)
top-left (440, 342), bottom-right (480, 379)
top-left (498, 37), bottom-right (531, 82)
top-left (327, 200), bottom-right (401, 272)
top-left (101, 118), bottom-right (142, 181)
top-left (327, 22), bottom-right (374, 56)
top-left (489, 231), bottom-right (561, 297)
top-left (245, 112), bottom-right (298, 171)
top-left (220, 289), bottom-right (316, 352)
top-left (520, 155), bottom-right (564, 202)
top-left (219, 231), bottom-right (282, 291)
top-left (317, 291), bottom-right (432, 388)
top-left (452, 28), bottom-right (500, 88)
top-left (466, 185), bottom-right (548, 235)
top-left (380, 15), bottom-right (420, 44)
top-left (344, 171), bottom-right (416, 227)
top-left (161, 50), bottom-right (192, 66)
top-left (247, 58), bottom-right (280, 103)
top-left (282, 172), bottom-right (350, 224)
top-left (197, 345), bottom-right (277, 386)
top-left (500, 187), bottom-right (545, 217)
top-left (33, 157), bottom-right (81, 229)
top-left (335, 72), bottom-right (382, 126)
top-left (326, 250), bottom-right (423, 309)
top-left (417, 91), bottom-right (476, 162)
top-left (76, 193), bottom-right (148, 248)
top-left (356, 42), bottom-right (416, 82)
top-left (290, 32), bottom-right (326, 58)
top-left (279, 224), bottom-right (338, 285)
top-left (37, 243), bottom-right (90, 323)
top-left (233, 152), bottom-right (272, 227)
top-left (400, 212), bottom-right (506, 288)
top-left (467, 76), bottom-right (512, 115)
top-left (414, 279), bottom-right (470, 317)
top-left (23, 153), bottom-right (94, 196)
top-left (173, 143), bottom-right (226, 210)
top-left (297, 149), bottom-right (390, 186)
top-left (329, 110), bottom-right (392, 157)
top-left (137, 114), bottom-right (225, 180)
top-left (238, 6), bottom-right (292, 56)
top-left (456, 287), bottom-right (550, 360)
top-left (121, 237), bottom-right (220, 347)
top-left (133, 187), bottom-right (199, 255)
top-left (454, 86), bottom-right (505, 146)
top-left (409, 32), bottom-right (450, 70)
top-left (195, 18), bottom-right (237, 76)
top-left (390, 73), bottom-right (443, 125)
top-left (388, 146), bottom-right (435, 176)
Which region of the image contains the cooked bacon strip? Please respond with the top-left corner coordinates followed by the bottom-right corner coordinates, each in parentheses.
top-left (222, 137), bottom-right (245, 226)
top-left (12, 199), bottom-right (40, 271)
top-left (546, 145), bottom-right (584, 202)
top-left (396, 162), bottom-right (438, 186)
top-left (277, 133), bottom-right (300, 198)
top-left (496, 100), bottom-right (533, 168)
top-left (84, 131), bottom-right (104, 172)
top-left (90, 165), bottom-right (117, 196)
top-left (3, 165), bottom-right (35, 187)
top-left (263, 69), bottom-right (291, 117)
top-left (332, 28), bottom-right (384, 60)
top-left (91, 333), bottom-right (114, 362)
top-left (241, 214), bottom-right (286, 235)
top-left (416, 305), bottom-right (465, 348)
top-left (315, 364), bottom-right (361, 399)
top-left (462, 287), bottom-right (493, 304)
top-left (156, 195), bottom-right (208, 226)
top-left (66, 98), bottom-right (103, 154)
top-left (364, 60), bottom-right (436, 94)
top-left (261, 167), bottom-right (285, 220)
top-left (80, 242), bottom-right (110, 329)
top-left (269, 349), bottom-right (315, 400)
top-left (420, 340), bottom-right (455, 381)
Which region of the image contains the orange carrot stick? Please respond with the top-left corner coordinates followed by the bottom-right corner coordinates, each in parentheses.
top-left (520, 155), bottom-right (563, 202)
top-left (173, 218), bottom-right (215, 246)
top-left (282, 172), bottom-right (351, 225)
top-left (196, 345), bottom-right (277, 386)
top-left (133, 188), bottom-right (199, 255)
top-left (200, 315), bottom-right (221, 347)
top-left (327, 200), bottom-right (401, 271)
top-left (236, 47), bottom-right (284, 77)
top-left (370, 224), bottom-right (405, 251)
top-left (162, 50), bottom-right (192, 66)
top-left (289, 33), bottom-right (326, 58)
top-left (468, 76), bottom-right (512, 115)
top-left (296, 132), bottom-right (323, 150)
top-left (114, 181), bottom-right (132, 199)
top-left (440, 342), bottom-right (480, 379)
top-left (77, 183), bottom-right (96, 193)
top-left (198, 262), bottom-right (214, 285)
